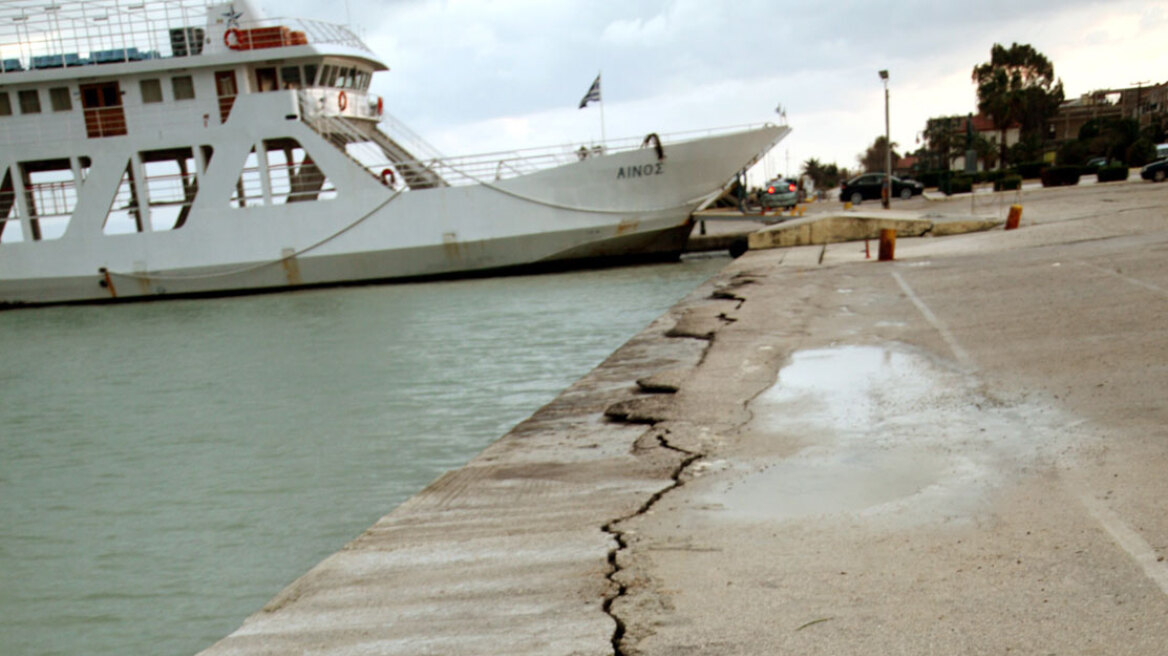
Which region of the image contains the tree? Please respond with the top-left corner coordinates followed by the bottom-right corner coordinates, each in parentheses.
top-left (857, 135), bottom-right (899, 173)
top-left (801, 158), bottom-right (825, 187)
top-left (972, 43), bottom-right (1065, 167)
top-left (970, 132), bottom-right (999, 170)
top-left (1079, 117), bottom-right (1139, 163)
top-left (801, 158), bottom-right (845, 189)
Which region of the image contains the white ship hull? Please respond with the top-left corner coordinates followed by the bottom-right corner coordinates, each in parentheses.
top-left (0, 121), bottom-right (787, 306)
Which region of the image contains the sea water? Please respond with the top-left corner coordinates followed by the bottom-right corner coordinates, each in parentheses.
top-left (0, 256), bottom-right (726, 656)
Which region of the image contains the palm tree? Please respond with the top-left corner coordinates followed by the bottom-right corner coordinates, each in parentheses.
top-left (858, 136), bottom-right (899, 173)
top-left (801, 158), bottom-right (824, 187)
top-left (972, 43), bottom-right (1064, 167)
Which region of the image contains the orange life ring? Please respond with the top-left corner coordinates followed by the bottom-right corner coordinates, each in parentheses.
top-left (376, 96), bottom-right (383, 116)
top-left (224, 28), bottom-right (242, 50)
top-left (380, 168), bottom-right (395, 186)
top-left (338, 90), bottom-right (348, 111)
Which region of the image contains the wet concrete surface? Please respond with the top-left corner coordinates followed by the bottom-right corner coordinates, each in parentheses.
top-left (617, 178), bottom-right (1168, 654)
top-left (200, 177), bottom-right (1168, 654)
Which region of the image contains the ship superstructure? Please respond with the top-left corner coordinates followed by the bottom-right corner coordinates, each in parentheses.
top-left (0, 0), bottom-right (788, 305)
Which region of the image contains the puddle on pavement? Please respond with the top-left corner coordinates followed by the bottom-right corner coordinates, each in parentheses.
top-left (705, 345), bottom-right (1075, 526)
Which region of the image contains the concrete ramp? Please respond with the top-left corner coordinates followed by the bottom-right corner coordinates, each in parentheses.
top-left (747, 211), bottom-right (1002, 251)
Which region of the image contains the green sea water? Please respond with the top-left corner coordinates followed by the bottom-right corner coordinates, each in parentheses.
top-left (0, 256), bottom-right (726, 656)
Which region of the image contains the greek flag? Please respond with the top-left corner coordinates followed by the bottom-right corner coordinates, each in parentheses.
top-left (578, 74), bottom-right (601, 109)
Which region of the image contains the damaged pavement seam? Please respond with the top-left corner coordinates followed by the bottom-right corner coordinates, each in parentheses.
top-left (601, 428), bottom-right (701, 656)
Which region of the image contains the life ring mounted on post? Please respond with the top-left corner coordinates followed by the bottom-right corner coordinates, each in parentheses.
top-left (224, 28), bottom-right (242, 50)
top-left (337, 90), bottom-right (348, 112)
top-left (380, 168), bottom-right (396, 187)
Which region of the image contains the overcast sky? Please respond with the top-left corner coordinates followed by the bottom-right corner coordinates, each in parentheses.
top-left (264, 0), bottom-right (1167, 182)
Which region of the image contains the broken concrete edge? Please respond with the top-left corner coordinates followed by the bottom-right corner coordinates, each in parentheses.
top-left (746, 213), bottom-right (1003, 251)
top-left (599, 278), bottom-right (753, 655)
top-left (602, 428), bottom-right (701, 656)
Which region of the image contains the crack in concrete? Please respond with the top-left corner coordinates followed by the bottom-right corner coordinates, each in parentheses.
top-left (599, 280), bottom-right (777, 654)
top-left (602, 428), bottom-right (702, 656)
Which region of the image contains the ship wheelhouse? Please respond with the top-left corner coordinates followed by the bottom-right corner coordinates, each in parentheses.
top-left (0, 0), bottom-right (393, 244)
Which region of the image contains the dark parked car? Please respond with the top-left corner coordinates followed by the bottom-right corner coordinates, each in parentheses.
top-left (760, 177), bottom-right (799, 209)
top-left (1141, 158), bottom-right (1168, 182)
top-left (840, 173), bottom-right (923, 204)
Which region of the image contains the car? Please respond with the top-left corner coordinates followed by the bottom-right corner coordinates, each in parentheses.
top-left (759, 177), bottom-right (799, 209)
top-left (1085, 156), bottom-right (1109, 169)
top-left (839, 173), bottom-right (924, 204)
top-left (1140, 158), bottom-right (1168, 182)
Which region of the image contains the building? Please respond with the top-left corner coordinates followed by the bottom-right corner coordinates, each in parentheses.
top-left (1048, 80), bottom-right (1167, 141)
top-left (924, 113), bottom-right (1020, 172)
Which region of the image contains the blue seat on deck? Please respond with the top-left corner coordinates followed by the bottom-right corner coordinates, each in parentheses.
top-left (1, 58), bottom-right (22, 72)
top-left (32, 54), bottom-right (65, 69)
top-left (93, 48), bottom-right (139, 64)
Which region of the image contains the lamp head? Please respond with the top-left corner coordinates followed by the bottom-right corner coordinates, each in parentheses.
top-left (878, 70), bottom-right (889, 81)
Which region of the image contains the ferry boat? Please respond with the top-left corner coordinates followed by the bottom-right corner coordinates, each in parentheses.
top-left (0, 0), bottom-right (789, 306)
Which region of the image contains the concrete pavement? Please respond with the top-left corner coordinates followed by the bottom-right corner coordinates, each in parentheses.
top-left (199, 177), bottom-right (1168, 655)
top-left (616, 178), bottom-right (1168, 654)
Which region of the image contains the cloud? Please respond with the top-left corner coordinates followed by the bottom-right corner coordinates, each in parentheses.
top-left (264, 0), bottom-right (1167, 172)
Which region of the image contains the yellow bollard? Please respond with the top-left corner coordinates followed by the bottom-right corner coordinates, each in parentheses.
top-left (878, 228), bottom-right (896, 261)
top-left (798, 205), bottom-right (806, 217)
top-left (844, 201), bottom-right (853, 210)
top-left (1005, 204), bottom-right (1022, 230)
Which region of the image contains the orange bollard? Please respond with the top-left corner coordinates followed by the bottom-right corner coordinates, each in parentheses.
top-left (878, 228), bottom-right (896, 261)
top-left (1005, 204), bottom-right (1022, 230)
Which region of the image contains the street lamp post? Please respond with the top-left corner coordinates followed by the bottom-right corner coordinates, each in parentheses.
top-left (879, 69), bottom-right (890, 209)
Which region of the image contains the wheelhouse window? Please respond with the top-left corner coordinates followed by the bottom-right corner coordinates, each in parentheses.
top-left (255, 67), bottom-right (277, 92)
top-left (49, 87), bottom-right (72, 112)
top-left (303, 64), bottom-right (318, 87)
top-left (0, 92), bottom-right (11, 116)
top-left (140, 79), bottom-right (163, 103)
top-left (172, 75), bottom-right (195, 100)
top-left (19, 90), bottom-right (41, 114)
top-left (280, 66), bottom-right (301, 89)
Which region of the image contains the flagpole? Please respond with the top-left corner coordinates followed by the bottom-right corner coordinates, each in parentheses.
top-left (598, 71), bottom-right (606, 147)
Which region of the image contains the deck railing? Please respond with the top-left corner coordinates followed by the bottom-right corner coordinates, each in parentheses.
top-left (305, 108), bottom-right (773, 191)
top-left (0, 0), bottom-right (367, 75)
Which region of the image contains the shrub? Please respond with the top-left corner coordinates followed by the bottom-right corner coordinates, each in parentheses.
top-left (1096, 165), bottom-right (1129, 183)
top-left (943, 176), bottom-right (973, 195)
top-left (994, 174), bottom-right (1023, 191)
top-left (984, 170), bottom-right (1006, 184)
top-left (1126, 139), bottom-right (1157, 167)
top-left (917, 170), bottom-right (942, 188)
top-left (1014, 161), bottom-right (1046, 179)
top-left (1040, 165), bottom-right (1082, 187)
top-left (1056, 140), bottom-right (1090, 166)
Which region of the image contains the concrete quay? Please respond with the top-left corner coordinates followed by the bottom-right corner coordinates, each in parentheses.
top-left (201, 178), bottom-right (1168, 655)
